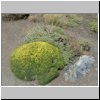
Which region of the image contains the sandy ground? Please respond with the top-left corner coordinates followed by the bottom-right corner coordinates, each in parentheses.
top-left (1, 14), bottom-right (98, 86)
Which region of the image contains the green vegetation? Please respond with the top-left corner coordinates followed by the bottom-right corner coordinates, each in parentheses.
top-left (89, 19), bottom-right (98, 33)
top-left (24, 25), bottom-right (79, 64)
top-left (10, 42), bottom-right (64, 85)
top-left (37, 68), bottom-right (59, 85)
top-left (79, 39), bottom-right (91, 52)
top-left (43, 14), bottom-right (64, 27)
top-left (65, 14), bottom-right (83, 27)
top-left (43, 14), bottom-right (83, 28)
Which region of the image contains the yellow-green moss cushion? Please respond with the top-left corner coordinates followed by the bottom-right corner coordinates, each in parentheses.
top-left (10, 41), bottom-right (64, 85)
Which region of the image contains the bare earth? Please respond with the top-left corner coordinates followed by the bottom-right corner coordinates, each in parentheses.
top-left (1, 14), bottom-right (98, 86)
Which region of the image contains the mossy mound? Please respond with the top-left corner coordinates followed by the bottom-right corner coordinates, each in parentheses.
top-left (10, 42), bottom-right (64, 85)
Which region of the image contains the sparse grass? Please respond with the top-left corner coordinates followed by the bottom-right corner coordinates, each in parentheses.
top-left (28, 14), bottom-right (43, 22)
top-left (43, 14), bottom-right (83, 28)
top-left (65, 14), bottom-right (83, 27)
top-left (89, 19), bottom-right (98, 33)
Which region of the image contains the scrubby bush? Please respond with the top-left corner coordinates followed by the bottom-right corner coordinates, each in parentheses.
top-left (10, 42), bottom-right (64, 85)
top-left (43, 14), bottom-right (83, 28)
top-left (89, 19), bottom-right (98, 33)
top-left (23, 25), bottom-right (79, 64)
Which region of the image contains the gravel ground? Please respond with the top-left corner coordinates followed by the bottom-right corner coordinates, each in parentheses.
top-left (1, 14), bottom-right (98, 86)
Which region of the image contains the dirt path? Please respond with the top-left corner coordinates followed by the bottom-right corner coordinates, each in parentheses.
top-left (1, 14), bottom-right (98, 86)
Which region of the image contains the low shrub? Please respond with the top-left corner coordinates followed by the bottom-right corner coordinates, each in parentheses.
top-left (10, 42), bottom-right (64, 85)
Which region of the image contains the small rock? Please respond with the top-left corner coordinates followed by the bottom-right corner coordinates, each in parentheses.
top-left (64, 55), bottom-right (95, 81)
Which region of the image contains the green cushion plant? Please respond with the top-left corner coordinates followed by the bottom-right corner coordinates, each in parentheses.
top-left (10, 41), bottom-right (64, 85)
